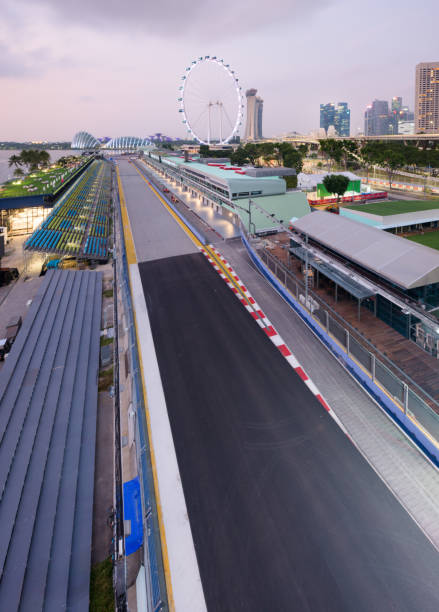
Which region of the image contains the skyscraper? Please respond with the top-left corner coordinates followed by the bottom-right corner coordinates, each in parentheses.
top-left (415, 62), bottom-right (439, 133)
top-left (335, 102), bottom-right (350, 137)
top-left (320, 102), bottom-right (350, 136)
top-left (320, 103), bottom-right (336, 134)
top-left (391, 96), bottom-right (402, 113)
top-left (257, 97), bottom-right (263, 140)
top-left (364, 100), bottom-right (395, 136)
top-left (245, 89), bottom-right (263, 140)
top-left (390, 97), bottom-right (414, 134)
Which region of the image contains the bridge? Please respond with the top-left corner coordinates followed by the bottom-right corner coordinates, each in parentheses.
top-left (254, 133), bottom-right (439, 146)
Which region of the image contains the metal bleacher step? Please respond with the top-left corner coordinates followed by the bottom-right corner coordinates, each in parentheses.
top-left (0, 272), bottom-right (78, 602)
top-left (66, 273), bottom-right (102, 607)
top-left (0, 270), bottom-right (64, 414)
top-left (42, 273), bottom-right (99, 610)
top-left (17, 272), bottom-right (92, 611)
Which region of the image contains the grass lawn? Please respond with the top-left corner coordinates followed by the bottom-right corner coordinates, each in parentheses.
top-left (90, 557), bottom-right (114, 612)
top-left (405, 231), bottom-right (439, 250)
top-left (346, 199), bottom-right (439, 216)
top-left (0, 163), bottom-right (85, 199)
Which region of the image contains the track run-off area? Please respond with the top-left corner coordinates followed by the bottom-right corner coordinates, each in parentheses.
top-left (117, 159), bottom-right (439, 612)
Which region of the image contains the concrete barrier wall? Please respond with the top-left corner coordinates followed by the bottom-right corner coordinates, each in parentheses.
top-left (241, 230), bottom-right (439, 468)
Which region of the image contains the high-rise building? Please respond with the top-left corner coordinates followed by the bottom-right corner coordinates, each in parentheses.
top-left (257, 97), bottom-right (263, 139)
top-left (320, 102), bottom-right (350, 136)
top-left (391, 96), bottom-right (402, 113)
top-left (364, 100), bottom-right (396, 135)
top-left (335, 102), bottom-right (350, 137)
top-left (400, 105), bottom-right (414, 122)
top-left (390, 97), bottom-right (414, 134)
top-left (415, 62), bottom-right (439, 133)
top-left (245, 89), bottom-right (263, 140)
top-left (320, 103), bottom-right (336, 134)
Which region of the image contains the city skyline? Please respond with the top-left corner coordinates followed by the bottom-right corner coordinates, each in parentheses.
top-left (0, 0), bottom-right (438, 140)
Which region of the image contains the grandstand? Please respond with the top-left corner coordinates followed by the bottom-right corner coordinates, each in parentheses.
top-left (0, 269), bottom-right (102, 609)
top-left (25, 160), bottom-right (112, 260)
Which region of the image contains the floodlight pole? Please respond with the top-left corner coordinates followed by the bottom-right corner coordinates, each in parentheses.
top-left (248, 199), bottom-right (256, 235)
top-left (305, 233), bottom-right (309, 308)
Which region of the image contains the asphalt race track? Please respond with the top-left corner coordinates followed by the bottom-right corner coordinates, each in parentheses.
top-left (139, 252), bottom-right (439, 612)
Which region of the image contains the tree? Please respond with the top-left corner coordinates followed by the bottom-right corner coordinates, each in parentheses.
top-left (13, 168), bottom-right (24, 178)
top-left (39, 150), bottom-right (50, 167)
top-left (230, 146), bottom-right (249, 165)
top-left (8, 154), bottom-right (23, 170)
top-left (18, 149), bottom-right (51, 172)
top-left (199, 144), bottom-right (210, 157)
top-left (340, 140), bottom-right (358, 169)
top-left (243, 143), bottom-right (260, 165)
top-left (284, 175), bottom-right (298, 189)
top-left (359, 142), bottom-right (380, 184)
top-left (297, 143), bottom-right (309, 157)
top-left (380, 150), bottom-right (405, 190)
top-left (259, 142), bottom-right (276, 165)
top-left (319, 139), bottom-right (343, 171)
top-left (322, 174), bottom-right (350, 204)
top-left (283, 148), bottom-right (303, 175)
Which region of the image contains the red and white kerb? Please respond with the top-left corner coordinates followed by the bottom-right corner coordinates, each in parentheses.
top-left (201, 245), bottom-right (348, 434)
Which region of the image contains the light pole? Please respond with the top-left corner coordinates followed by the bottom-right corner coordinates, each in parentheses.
top-left (305, 233), bottom-right (309, 308)
top-left (248, 199), bottom-right (256, 235)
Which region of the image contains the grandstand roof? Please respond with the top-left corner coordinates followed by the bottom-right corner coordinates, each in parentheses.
top-left (292, 211), bottom-right (439, 289)
top-left (0, 270), bottom-right (102, 610)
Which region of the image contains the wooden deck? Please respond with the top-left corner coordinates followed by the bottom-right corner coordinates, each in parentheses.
top-left (265, 234), bottom-right (439, 405)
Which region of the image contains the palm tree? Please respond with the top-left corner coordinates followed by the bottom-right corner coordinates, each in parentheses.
top-left (8, 154), bottom-right (23, 170)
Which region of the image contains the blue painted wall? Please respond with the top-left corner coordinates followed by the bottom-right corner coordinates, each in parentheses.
top-left (123, 477), bottom-right (144, 555)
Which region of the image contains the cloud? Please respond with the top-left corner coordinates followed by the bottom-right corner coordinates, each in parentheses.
top-left (15, 0), bottom-right (335, 38)
top-left (0, 43), bottom-right (48, 77)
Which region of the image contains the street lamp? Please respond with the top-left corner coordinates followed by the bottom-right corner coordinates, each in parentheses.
top-left (248, 199), bottom-right (256, 235)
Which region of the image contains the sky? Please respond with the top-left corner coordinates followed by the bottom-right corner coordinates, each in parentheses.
top-left (0, 0), bottom-right (438, 141)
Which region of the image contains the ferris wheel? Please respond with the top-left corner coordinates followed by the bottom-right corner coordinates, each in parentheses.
top-left (178, 56), bottom-right (244, 145)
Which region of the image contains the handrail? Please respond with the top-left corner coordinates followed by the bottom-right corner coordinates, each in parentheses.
top-left (260, 245), bottom-right (439, 411)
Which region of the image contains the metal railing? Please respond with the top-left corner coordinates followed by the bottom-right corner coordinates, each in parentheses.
top-left (253, 240), bottom-right (439, 448)
top-left (113, 169), bottom-right (168, 612)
